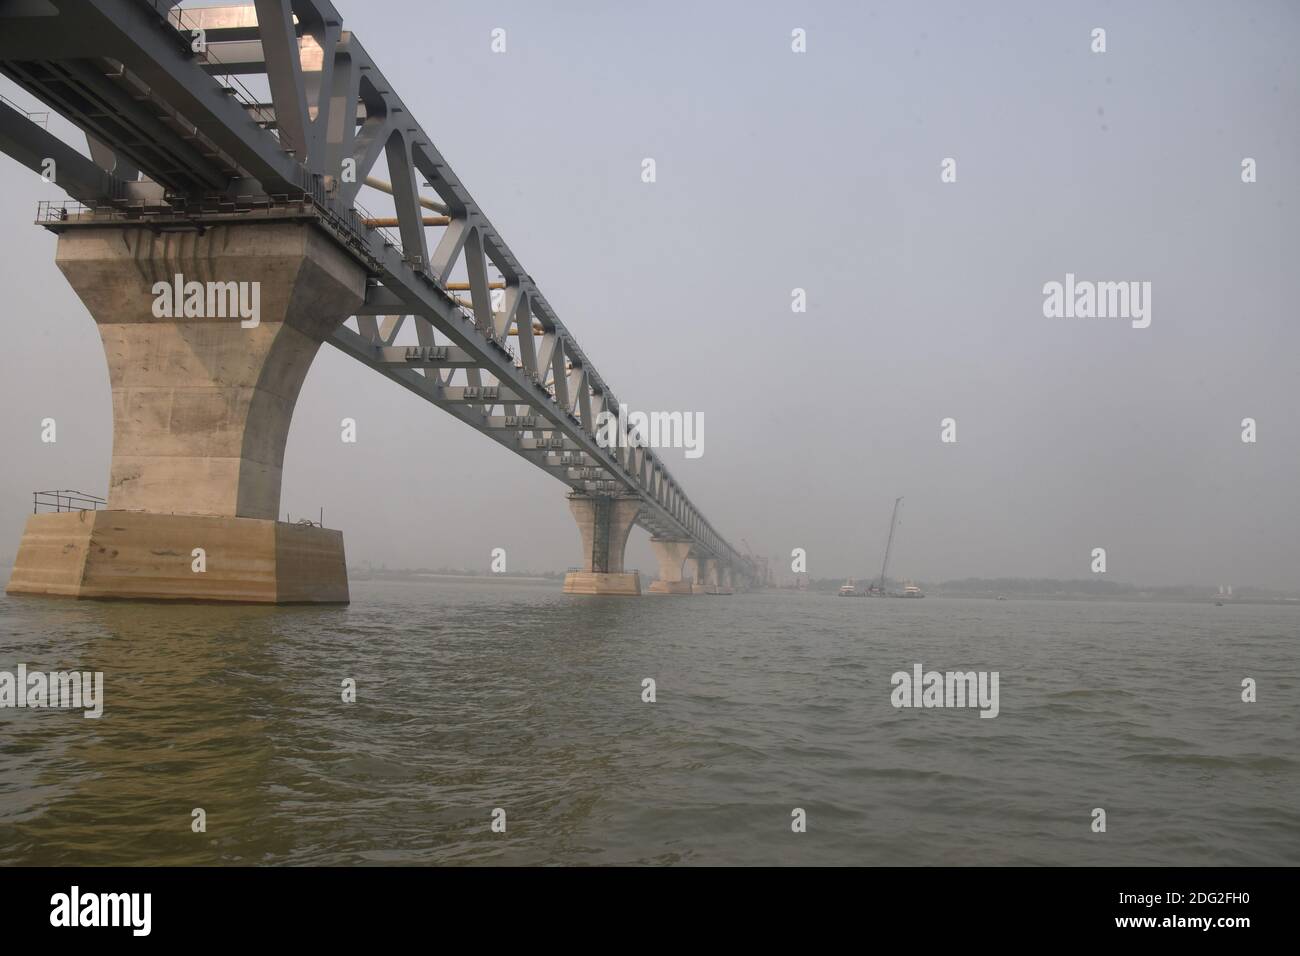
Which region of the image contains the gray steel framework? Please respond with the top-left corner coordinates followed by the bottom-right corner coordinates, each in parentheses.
top-left (0, 0), bottom-right (755, 578)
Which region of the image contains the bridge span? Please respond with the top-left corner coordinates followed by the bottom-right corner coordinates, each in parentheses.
top-left (0, 0), bottom-right (757, 602)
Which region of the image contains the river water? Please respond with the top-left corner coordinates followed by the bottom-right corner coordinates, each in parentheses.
top-left (1, 580), bottom-right (1296, 865)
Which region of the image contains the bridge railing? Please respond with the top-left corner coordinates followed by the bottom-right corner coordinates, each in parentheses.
top-left (35, 200), bottom-right (76, 224)
top-left (33, 490), bottom-right (106, 514)
top-left (566, 567), bottom-right (643, 575)
top-left (159, 3), bottom-right (275, 133)
top-left (351, 197), bottom-right (402, 257)
top-left (37, 194), bottom-right (326, 227)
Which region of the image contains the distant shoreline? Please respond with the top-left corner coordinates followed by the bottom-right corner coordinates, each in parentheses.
top-left (349, 570), bottom-right (559, 584)
top-left (930, 593), bottom-right (1298, 607)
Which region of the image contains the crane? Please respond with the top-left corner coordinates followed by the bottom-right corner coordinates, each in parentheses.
top-left (875, 497), bottom-right (904, 596)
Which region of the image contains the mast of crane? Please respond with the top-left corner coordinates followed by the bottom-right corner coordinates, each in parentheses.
top-left (877, 497), bottom-right (903, 594)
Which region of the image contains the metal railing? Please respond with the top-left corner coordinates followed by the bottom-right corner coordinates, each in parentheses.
top-left (352, 197), bottom-right (402, 253)
top-left (33, 490), bottom-right (106, 514)
top-left (35, 195), bottom-right (318, 225)
top-left (35, 200), bottom-right (77, 224)
top-left (160, 3), bottom-right (277, 134)
top-left (285, 508), bottom-right (326, 528)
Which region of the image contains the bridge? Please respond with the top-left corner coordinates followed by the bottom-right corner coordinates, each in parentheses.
top-left (0, 0), bottom-right (757, 602)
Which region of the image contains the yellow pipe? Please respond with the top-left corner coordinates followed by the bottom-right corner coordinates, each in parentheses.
top-left (363, 175), bottom-right (450, 215)
top-left (362, 216), bottom-right (450, 227)
top-left (448, 302), bottom-right (542, 336)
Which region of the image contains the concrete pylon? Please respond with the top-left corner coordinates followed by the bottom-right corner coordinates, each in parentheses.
top-left (647, 538), bottom-right (693, 594)
top-left (563, 494), bottom-right (642, 595)
top-left (692, 556), bottom-right (720, 594)
top-left (682, 555), bottom-right (699, 585)
top-left (6, 222), bottom-right (365, 603)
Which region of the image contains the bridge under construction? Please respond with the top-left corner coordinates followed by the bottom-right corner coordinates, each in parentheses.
top-left (0, 0), bottom-right (758, 602)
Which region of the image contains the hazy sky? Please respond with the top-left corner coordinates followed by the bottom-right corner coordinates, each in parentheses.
top-left (1, 0), bottom-right (1297, 588)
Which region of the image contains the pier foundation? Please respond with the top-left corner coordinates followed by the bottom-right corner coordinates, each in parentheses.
top-left (7, 510), bottom-right (347, 603)
top-left (647, 538), bottom-right (694, 594)
top-left (5, 222), bottom-right (364, 603)
top-left (691, 556), bottom-right (720, 594)
top-left (563, 494), bottom-right (641, 595)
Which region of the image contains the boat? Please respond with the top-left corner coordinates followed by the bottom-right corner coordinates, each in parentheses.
top-left (899, 583), bottom-right (924, 598)
top-left (838, 579), bottom-right (863, 597)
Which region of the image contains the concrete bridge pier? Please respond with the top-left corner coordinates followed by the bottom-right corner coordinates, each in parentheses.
top-left (5, 222), bottom-right (365, 603)
top-left (691, 556), bottom-right (719, 594)
top-left (647, 538), bottom-right (694, 594)
top-left (720, 565), bottom-right (734, 591)
top-left (682, 555), bottom-right (700, 591)
top-left (562, 494), bottom-right (642, 595)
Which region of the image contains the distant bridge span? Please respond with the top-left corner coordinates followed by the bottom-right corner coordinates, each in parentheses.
top-left (0, 0), bottom-right (755, 601)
